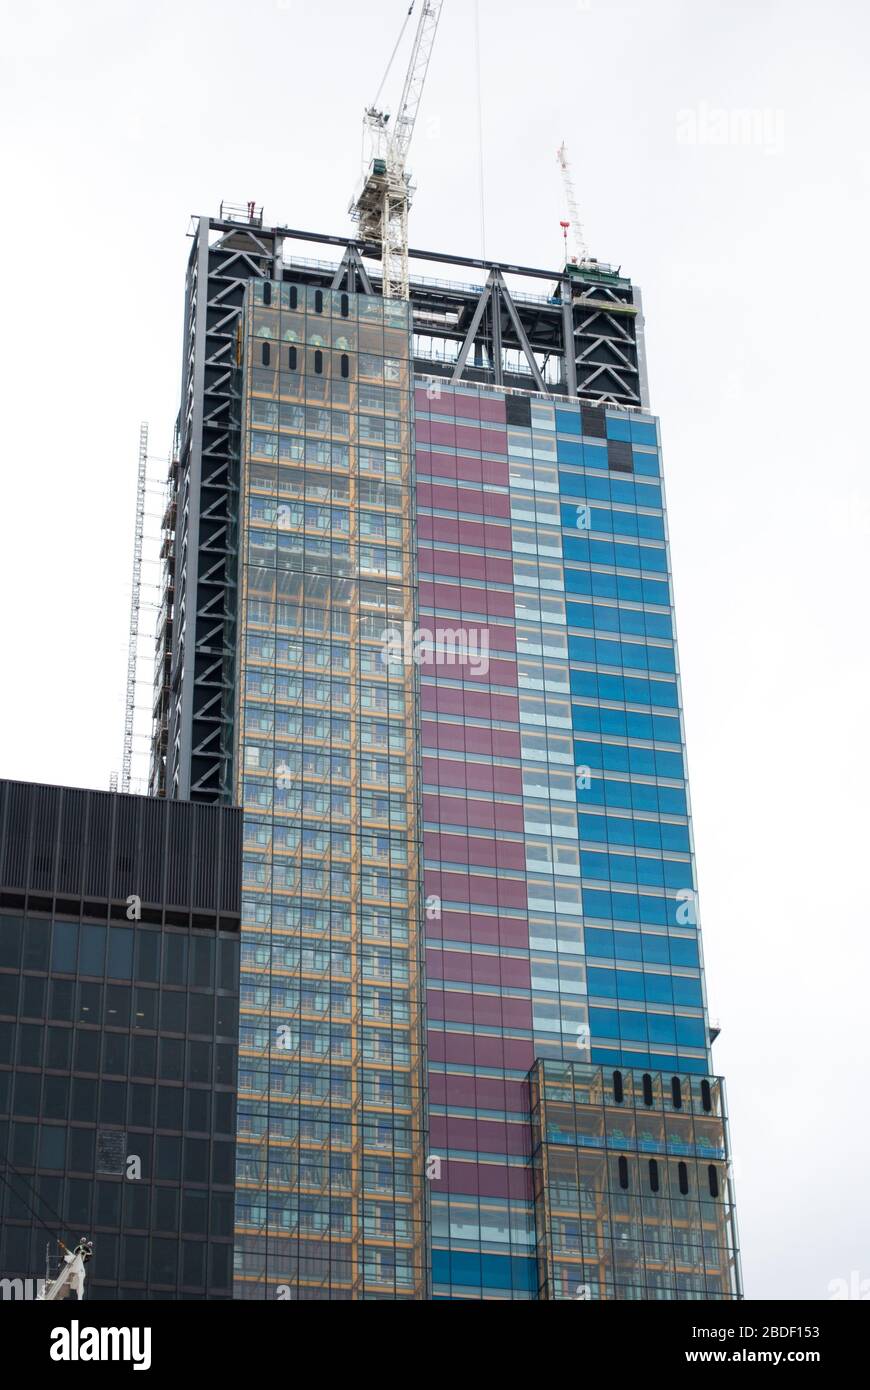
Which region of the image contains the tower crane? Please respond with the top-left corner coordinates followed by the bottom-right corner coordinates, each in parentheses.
top-left (350, 0), bottom-right (445, 300)
top-left (121, 422), bottom-right (148, 796)
top-left (556, 140), bottom-right (590, 268)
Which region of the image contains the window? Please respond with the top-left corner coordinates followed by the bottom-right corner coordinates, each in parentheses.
top-left (612, 1070), bottom-right (624, 1103)
top-left (261, 341), bottom-right (270, 367)
top-left (263, 282), bottom-right (272, 306)
top-left (649, 1159), bottom-right (660, 1193)
top-left (678, 1161), bottom-right (689, 1195)
top-left (642, 1073), bottom-right (653, 1106)
top-left (671, 1076), bottom-right (682, 1109)
top-left (618, 1155), bottom-right (629, 1190)
top-left (708, 1165), bottom-right (720, 1198)
top-left (287, 345), bottom-right (297, 370)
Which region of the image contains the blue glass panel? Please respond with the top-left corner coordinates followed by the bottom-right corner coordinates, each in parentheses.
top-left (590, 1007), bottom-right (619, 1037)
top-left (663, 860), bottom-right (693, 889)
top-left (599, 709), bottom-right (628, 737)
top-left (558, 460), bottom-right (585, 487)
top-left (669, 937), bottom-right (700, 968)
top-left (660, 824), bottom-right (690, 852)
top-left (573, 738), bottom-right (602, 770)
top-left (644, 972), bottom-right (674, 1003)
top-left (654, 748), bottom-right (684, 776)
top-left (644, 612), bottom-right (673, 640)
top-left (652, 714), bottom-right (681, 742)
top-left (675, 1016), bottom-right (707, 1047)
top-left (641, 935), bottom-right (671, 965)
top-left (606, 416), bottom-right (632, 441)
top-left (648, 1014), bottom-right (677, 1044)
top-left (591, 572), bottom-right (618, 599)
top-left (572, 706), bottom-right (602, 735)
top-left (633, 821), bottom-right (661, 850)
top-left (584, 925), bottom-right (614, 956)
top-left (616, 574), bottom-right (643, 602)
top-left (581, 851), bottom-right (610, 879)
top-left (566, 601), bottom-right (595, 627)
top-left (649, 1052), bottom-right (679, 1071)
top-left (588, 967), bottom-right (617, 997)
top-left (601, 780), bottom-right (632, 809)
top-left (555, 408), bottom-right (582, 435)
top-left (639, 895), bottom-right (669, 925)
top-left (637, 858), bottom-right (665, 888)
top-left (657, 785), bottom-right (687, 814)
top-left (672, 976), bottom-right (703, 1007)
top-left (616, 970), bottom-right (645, 1001)
top-left (641, 577), bottom-right (671, 604)
top-left (619, 1010), bottom-right (649, 1041)
top-left (630, 421), bottom-right (659, 446)
top-left (678, 1056), bottom-right (709, 1075)
top-left (565, 569), bottom-right (592, 595)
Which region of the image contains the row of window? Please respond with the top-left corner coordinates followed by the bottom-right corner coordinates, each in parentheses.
top-left (254, 278), bottom-right (409, 331)
top-left (1, 1226), bottom-right (233, 1292)
top-left (610, 1154), bottom-right (721, 1197)
top-left (587, 1009), bottom-right (706, 1049)
top-left (0, 977), bottom-right (236, 1034)
top-left (0, 1033), bottom-right (235, 1087)
top-left (0, 918), bottom-right (237, 989)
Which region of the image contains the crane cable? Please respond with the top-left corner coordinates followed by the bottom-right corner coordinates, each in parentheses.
top-left (0, 1134), bottom-right (70, 1234)
top-left (0, 1159), bottom-right (68, 1246)
top-left (372, 2), bottom-right (416, 111)
top-left (474, 0), bottom-right (487, 260)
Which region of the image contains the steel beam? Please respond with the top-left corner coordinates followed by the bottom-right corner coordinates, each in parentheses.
top-left (496, 272), bottom-right (547, 393)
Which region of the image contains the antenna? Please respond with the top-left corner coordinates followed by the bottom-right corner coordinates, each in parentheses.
top-left (556, 140), bottom-right (589, 266)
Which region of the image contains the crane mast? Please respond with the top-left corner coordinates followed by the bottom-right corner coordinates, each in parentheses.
top-left (350, 0), bottom-right (444, 300)
top-left (121, 422), bottom-right (148, 795)
top-left (556, 140), bottom-right (589, 267)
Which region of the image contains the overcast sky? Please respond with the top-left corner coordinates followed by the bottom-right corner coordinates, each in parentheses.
top-left (1, 0), bottom-right (868, 1301)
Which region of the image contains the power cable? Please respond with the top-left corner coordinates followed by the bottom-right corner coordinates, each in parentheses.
top-left (474, 0), bottom-right (487, 259)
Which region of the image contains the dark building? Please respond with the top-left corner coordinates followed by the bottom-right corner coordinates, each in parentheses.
top-left (0, 779), bottom-right (241, 1299)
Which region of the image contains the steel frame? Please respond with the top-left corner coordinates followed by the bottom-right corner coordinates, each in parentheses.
top-left (155, 211), bottom-right (648, 803)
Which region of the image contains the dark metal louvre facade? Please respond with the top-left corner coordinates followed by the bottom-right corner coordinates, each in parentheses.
top-left (0, 781), bottom-right (241, 924)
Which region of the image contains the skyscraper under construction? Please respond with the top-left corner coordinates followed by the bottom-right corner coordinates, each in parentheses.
top-left (148, 197), bottom-right (741, 1300)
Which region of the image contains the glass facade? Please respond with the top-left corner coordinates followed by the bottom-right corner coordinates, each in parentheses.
top-left (416, 382), bottom-right (739, 1298)
top-left (233, 280), bottom-right (427, 1299)
top-left (530, 1060), bottom-right (739, 1300)
top-left (0, 783), bottom-right (242, 1300)
top-left (0, 912), bottom-right (238, 1298)
top-left (163, 238), bottom-right (740, 1301)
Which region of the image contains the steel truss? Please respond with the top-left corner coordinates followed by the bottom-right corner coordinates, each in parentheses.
top-left (155, 211), bottom-right (649, 803)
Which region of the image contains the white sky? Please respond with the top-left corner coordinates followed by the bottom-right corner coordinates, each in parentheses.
top-left (1, 0), bottom-right (868, 1301)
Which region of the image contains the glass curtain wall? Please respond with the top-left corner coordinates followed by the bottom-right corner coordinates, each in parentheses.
top-left (232, 280), bottom-right (426, 1299)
